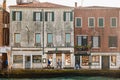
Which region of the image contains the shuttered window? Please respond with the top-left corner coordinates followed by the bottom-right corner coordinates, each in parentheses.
top-left (35, 33), bottom-right (41, 43)
top-left (33, 12), bottom-right (42, 21)
top-left (76, 17), bottom-right (82, 27)
top-left (98, 17), bottom-right (104, 27)
top-left (12, 11), bottom-right (22, 21)
top-left (77, 36), bottom-right (88, 46)
top-left (88, 17), bottom-right (94, 27)
top-left (91, 36), bottom-right (100, 48)
top-left (63, 12), bottom-right (73, 21)
top-left (111, 17), bottom-right (117, 27)
top-left (45, 12), bottom-right (54, 21)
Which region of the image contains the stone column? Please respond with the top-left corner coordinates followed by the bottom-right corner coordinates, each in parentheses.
top-left (23, 54), bottom-right (25, 69)
top-left (62, 53), bottom-right (65, 68)
top-left (53, 53), bottom-right (56, 68)
top-left (31, 54), bottom-right (32, 69)
top-left (71, 53), bottom-right (75, 67)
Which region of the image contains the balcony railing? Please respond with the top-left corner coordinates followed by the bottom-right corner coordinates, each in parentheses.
top-left (75, 45), bottom-right (91, 51)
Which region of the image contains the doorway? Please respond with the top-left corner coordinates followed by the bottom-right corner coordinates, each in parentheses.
top-left (75, 56), bottom-right (80, 67)
top-left (2, 53), bottom-right (8, 69)
top-left (25, 56), bottom-right (31, 69)
top-left (102, 56), bottom-right (109, 69)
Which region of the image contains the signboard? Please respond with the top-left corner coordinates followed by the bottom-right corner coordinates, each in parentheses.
top-left (0, 47), bottom-right (11, 53)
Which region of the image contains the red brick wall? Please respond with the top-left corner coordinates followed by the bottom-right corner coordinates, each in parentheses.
top-left (74, 8), bottom-right (120, 52)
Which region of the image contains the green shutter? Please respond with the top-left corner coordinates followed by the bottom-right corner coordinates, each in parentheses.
top-left (91, 36), bottom-right (93, 47)
top-left (20, 11), bottom-right (22, 21)
top-left (40, 12), bottom-right (43, 21)
top-left (45, 12), bottom-right (48, 21)
top-left (52, 12), bottom-right (54, 21)
top-left (70, 12), bottom-right (73, 21)
top-left (12, 11), bottom-right (15, 21)
top-left (33, 12), bottom-right (36, 21)
top-left (98, 36), bottom-right (100, 47)
top-left (63, 12), bottom-right (66, 21)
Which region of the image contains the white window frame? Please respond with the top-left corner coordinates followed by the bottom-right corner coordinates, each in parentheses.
top-left (75, 17), bottom-right (82, 28)
top-left (110, 17), bottom-right (117, 28)
top-left (92, 36), bottom-right (100, 48)
top-left (98, 17), bottom-right (104, 28)
top-left (88, 17), bottom-right (95, 28)
top-left (35, 33), bottom-right (41, 44)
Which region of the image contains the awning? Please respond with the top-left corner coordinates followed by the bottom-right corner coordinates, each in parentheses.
top-left (75, 51), bottom-right (91, 56)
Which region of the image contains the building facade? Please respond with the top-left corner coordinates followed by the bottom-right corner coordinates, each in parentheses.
top-left (9, 1), bottom-right (74, 69)
top-left (0, 0), bottom-right (10, 69)
top-left (74, 6), bottom-right (120, 69)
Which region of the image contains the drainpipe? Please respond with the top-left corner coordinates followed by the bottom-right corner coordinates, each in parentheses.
top-left (42, 9), bottom-right (44, 55)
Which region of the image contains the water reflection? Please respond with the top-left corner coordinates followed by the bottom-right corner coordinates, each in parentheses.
top-left (0, 76), bottom-right (120, 80)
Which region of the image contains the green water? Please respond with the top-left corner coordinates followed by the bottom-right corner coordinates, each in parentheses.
top-left (0, 77), bottom-right (120, 80)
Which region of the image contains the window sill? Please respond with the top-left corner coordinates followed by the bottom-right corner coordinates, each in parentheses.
top-left (109, 47), bottom-right (117, 49)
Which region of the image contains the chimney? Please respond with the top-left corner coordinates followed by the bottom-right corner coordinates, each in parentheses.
top-left (3, 0), bottom-right (6, 10)
top-left (75, 2), bottom-right (77, 8)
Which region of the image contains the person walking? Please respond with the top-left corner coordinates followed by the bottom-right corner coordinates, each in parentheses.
top-left (47, 59), bottom-right (51, 68)
top-left (57, 59), bottom-right (62, 69)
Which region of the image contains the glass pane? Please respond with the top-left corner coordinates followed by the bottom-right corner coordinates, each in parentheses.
top-left (66, 33), bottom-right (70, 43)
top-left (66, 12), bottom-right (70, 21)
top-left (77, 36), bottom-right (81, 46)
top-left (16, 12), bottom-right (20, 21)
top-left (93, 36), bottom-right (99, 47)
top-left (109, 36), bottom-right (117, 47)
top-left (82, 56), bottom-right (89, 66)
top-left (111, 56), bottom-right (116, 66)
top-left (76, 18), bottom-right (81, 27)
top-left (99, 18), bottom-right (103, 27)
top-left (32, 55), bottom-right (42, 63)
top-left (48, 33), bottom-right (53, 43)
top-left (36, 13), bottom-right (40, 21)
top-left (13, 55), bottom-right (23, 63)
top-left (15, 33), bottom-right (20, 43)
top-left (112, 18), bottom-right (116, 27)
top-left (89, 18), bottom-right (94, 27)
top-left (35, 33), bottom-right (41, 43)
top-left (65, 54), bottom-right (71, 65)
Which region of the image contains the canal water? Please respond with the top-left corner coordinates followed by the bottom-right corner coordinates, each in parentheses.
top-left (0, 76), bottom-right (120, 80)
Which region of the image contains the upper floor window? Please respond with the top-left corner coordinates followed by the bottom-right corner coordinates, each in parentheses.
top-left (91, 36), bottom-right (100, 48)
top-left (33, 12), bottom-right (42, 21)
top-left (12, 11), bottom-right (22, 21)
top-left (14, 33), bottom-right (21, 43)
top-left (65, 33), bottom-right (71, 47)
top-left (98, 17), bottom-right (104, 28)
top-left (77, 36), bottom-right (88, 46)
top-left (109, 36), bottom-right (117, 47)
top-left (45, 12), bottom-right (54, 21)
top-left (75, 17), bottom-right (82, 27)
top-left (35, 33), bottom-right (41, 43)
top-left (111, 17), bottom-right (117, 27)
top-left (63, 12), bottom-right (73, 21)
top-left (88, 17), bottom-right (95, 28)
top-left (47, 33), bottom-right (53, 44)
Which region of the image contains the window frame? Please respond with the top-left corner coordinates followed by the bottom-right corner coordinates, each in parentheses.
top-left (98, 17), bottom-right (104, 28)
top-left (108, 36), bottom-right (118, 48)
top-left (75, 17), bottom-right (82, 28)
top-left (33, 12), bottom-right (42, 21)
top-left (13, 55), bottom-right (23, 63)
top-left (110, 17), bottom-right (117, 28)
top-left (12, 11), bottom-right (22, 21)
top-left (14, 33), bottom-right (21, 44)
top-left (111, 55), bottom-right (116, 66)
top-left (63, 11), bottom-right (73, 21)
top-left (35, 33), bottom-right (41, 44)
top-left (45, 12), bottom-right (54, 21)
top-left (92, 55), bottom-right (100, 66)
top-left (91, 36), bottom-right (100, 48)
top-left (32, 55), bottom-right (42, 63)
top-left (88, 17), bottom-right (95, 28)
top-left (47, 33), bottom-right (53, 44)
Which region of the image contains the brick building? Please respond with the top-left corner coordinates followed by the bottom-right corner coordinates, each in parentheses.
top-left (74, 6), bottom-right (120, 69)
top-left (0, 0), bottom-right (10, 69)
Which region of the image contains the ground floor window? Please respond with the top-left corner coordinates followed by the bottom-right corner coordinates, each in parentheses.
top-left (82, 56), bottom-right (89, 66)
top-left (111, 55), bottom-right (116, 66)
top-left (47, 54), bottom-right (53, 65)
top-left (92, 55), bottom-right (100, 65)
top-left (13, 55), bottom-right (23, 63)
top-left (65, 54), bottom-right (71, 65)
top-left (32, 55), bottom-right (42, 63)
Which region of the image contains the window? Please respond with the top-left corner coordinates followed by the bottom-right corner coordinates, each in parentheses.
top-left (111, 56), bottom-right (116, 66)
top-left (45, 12), bottom-right (54, 21)
top-left (111, 17), bottom-right (117, 27)
top-left (92, 55), bottom-right (100, 65)
top-left (35, 33), bottom-right (41, 43)
top-left (88, 17), bottom-right (94, 27)
top-left (12, 11), bottom-right (22, 21)
top-left (33, 12), bottom-right (42, 21)
top-left (65, 54), bottom-right (71, 65)
top-left (14, 33), bottom-right (21, 43)
top-left (76, 17), bottom-right (82, 27)
top-left (32, 55), bottom-right (42, 63)
top-left (109, 36), bottom-right (117, 47)
top-left (13, 55), bottom-right (23, 63)
top-left (63, 12), bottom-right (73, 21)
top-left (47, 33), bottom-right (53, 44)
top-left (92, 36), bottom-right (100, 48)
top-left (77, 36), bottom-right (88, 46)
top-left (65, 33), bottom-right (71, 47)
top-left (98, 17), bottom-right (104, 27)
top-left (82, 56), bottom-right (89, 66)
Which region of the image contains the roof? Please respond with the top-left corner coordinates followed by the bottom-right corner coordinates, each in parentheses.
top-left (76, 6), bottom-right (120, 9)
top-left (9, 2), bottom-right (73, 8)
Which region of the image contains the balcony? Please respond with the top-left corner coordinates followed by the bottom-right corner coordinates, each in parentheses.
top-left (47, 43), bottom-right (54, 48)
top-left (75, 45), bottom-right (91, 51)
